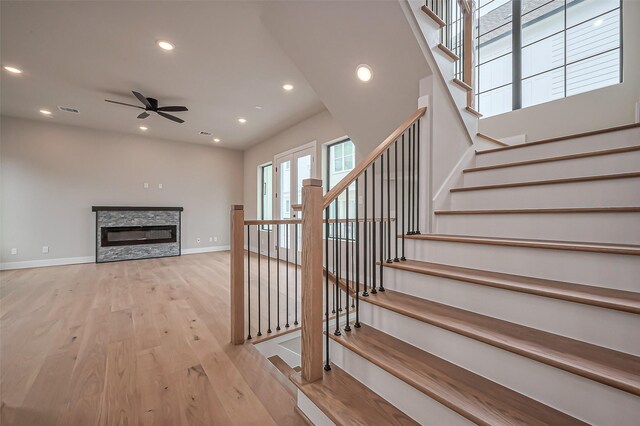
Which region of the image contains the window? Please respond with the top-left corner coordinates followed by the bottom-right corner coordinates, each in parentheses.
top-left (259, 163), bottom-right (272, 230)
top-left (475, 0), bottom-right (622, 117)
top-left (326, 139), bottom-right (356, 239)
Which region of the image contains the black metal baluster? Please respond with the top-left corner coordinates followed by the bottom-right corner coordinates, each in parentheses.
top-left (276, 224), bottom-right (281, 331)
top-left (267, 227), bottom-right (272, 334)
top-left (394, 140), bottom-right (399, 262)
top-left (344, 188), bottom-right (351, 332)
top-left (407, 123), bottom-right (413, 235)
top-left (334, 200), bottom-right (341, 336)
top-left (285, 223), bottom-right (290, 328)
top-left (294, 222), bottom-right (298, 326)
top-left (332, 211), bottom-right (337, 314)
top-left (401, 133), bottom-right (407, 261)
top-left (355, 177), bottom-right (361, 328)
top-left (371, 162), bottom-right (377, 294)
top-left (337, 196), bottom-right (342, 313)
top-left (416, 119), bottom-right (421, 234)
top-left (413, 122), bottom-right (418, 234)
top-left (379, 155), bottom-right (385, 291)
top-left (412, 123), bottom-right (417, 234)
top-left (257, 226), bottom-right (262, 337)
top-left (247, 225), bottom-right (252, 340)
top-left (363, 170), bottom-right (369, 297)
top-left (386, 148), bottom-right (392, 263)
top-left (324, 207), bottom-right (331, 371)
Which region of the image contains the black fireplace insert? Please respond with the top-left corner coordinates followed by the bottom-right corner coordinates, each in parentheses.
top-left (100, 225), bottom-right (177, 247)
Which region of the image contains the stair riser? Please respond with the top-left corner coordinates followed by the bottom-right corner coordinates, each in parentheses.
top-left (381, 267), bottom-right (640, 355)
top-left (451, 177), bottom-right (640, 210)
top-left (464, 149), bottom-right (640, 186)
top-left (359, 302), bottom-right (640, 426)
top-left (476, 128), bottom-right (640, 167)
top-left (435, 212), bottom-right (640, 244)
top-left (329, 340), bottom-right (473, 426)
top-left (404, 239), bottom-right (640, 291)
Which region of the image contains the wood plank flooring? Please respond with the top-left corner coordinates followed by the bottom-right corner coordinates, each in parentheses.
top-left (0, 252), bottom-right (306, 425)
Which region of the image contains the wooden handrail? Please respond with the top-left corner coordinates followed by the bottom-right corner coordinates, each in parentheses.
top-left (322, 107), bottom-right (427, 209)
top-left (244, 219), bottom-right (302, 225)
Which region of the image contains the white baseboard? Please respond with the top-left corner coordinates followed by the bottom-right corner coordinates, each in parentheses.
top-left (182, 245), bottom-right (229, 255)
top-left (0, 256), bottom-right (94, 271)
top-left (0, 246), bottom-right (230, 270)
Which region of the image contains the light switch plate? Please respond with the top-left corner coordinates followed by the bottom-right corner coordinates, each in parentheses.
top-left (10, 248), bottom-right (18, 255)
top-left (42, 246), bottom-right (49, 254)
top-left (143, 182), bottom-right (149, 189)
top-left (158, 183), bottom-right (163, 189)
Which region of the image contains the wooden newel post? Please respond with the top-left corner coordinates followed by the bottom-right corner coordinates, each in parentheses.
top-left (301, 178), bottom-right (324, 382)
top-left (230, 205), bottom-right (245, 345)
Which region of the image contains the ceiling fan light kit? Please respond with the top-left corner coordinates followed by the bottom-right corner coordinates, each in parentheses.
top-left (105, 91), bottom-right (188, 124)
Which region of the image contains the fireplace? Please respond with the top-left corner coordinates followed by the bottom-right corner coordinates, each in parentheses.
top-left (92, 206), bottom-right (183, 263)
top-left (101, 225), bottom-right (177, 247)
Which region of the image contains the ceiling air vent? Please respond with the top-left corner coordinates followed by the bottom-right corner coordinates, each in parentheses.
top-left (58, 106), bottom-right (80, 114)
top-left (199, 131), bottom-right (212, 136)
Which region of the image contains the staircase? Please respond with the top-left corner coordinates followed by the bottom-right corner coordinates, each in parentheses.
top-left (294, 123), bottom-right (640, 425)
top-left (229, 1), bottom-right (640, 423)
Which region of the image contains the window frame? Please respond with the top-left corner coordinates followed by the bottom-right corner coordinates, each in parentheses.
top-left (259, 163), bottom-right (273, 231)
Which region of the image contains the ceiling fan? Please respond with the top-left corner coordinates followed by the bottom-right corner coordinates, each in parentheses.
top-left (105, 91), bottom-right (188, 123)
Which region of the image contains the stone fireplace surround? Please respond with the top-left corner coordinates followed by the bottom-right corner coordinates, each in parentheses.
top-left (92, 206), bottom-right (183, 263)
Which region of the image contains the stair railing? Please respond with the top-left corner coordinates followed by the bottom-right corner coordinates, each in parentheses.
top-left (231, 108), bottom-right (427, 384)
top-left (304, 108), bottom-right (427, 381)
top-left (426, 0), bottom-right (475, 107)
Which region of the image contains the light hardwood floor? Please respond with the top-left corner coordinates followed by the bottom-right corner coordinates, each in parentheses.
top-left (0, 252), bottom-right (305, 425)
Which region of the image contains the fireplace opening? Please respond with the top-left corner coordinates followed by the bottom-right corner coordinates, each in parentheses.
top-left (100, 225), bottom-right (177, 247)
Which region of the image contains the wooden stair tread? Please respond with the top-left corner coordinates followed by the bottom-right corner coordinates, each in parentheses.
top-left (290, 363), bottom-right (418, 426)
top-left (437, 43), bottom-right (459, 61)
top-left (268, 355), bottom-right (298, 397)
top-left (384, 259), bottom-right (640, 314)
top-left (421, 5), bottom-right (446, 27)
top-left (451, 171), bottom-right (640, 192)
top-left (476, 122), bottom-right (640, 155)
top-left (330, 324), bottom-right (585, 426)
top-left (434, 207), bottom-right (640, 215)
top-left (465, 106), bottom-right (482, 117)
top-left (404, 233), bottom-right (640, 256)
top-left (467, 144), bottom-right (640, 173)
top-left (362, 290), bottom-right (640, 395)
top-left (452, 78), bottom-right (472, 92)
top-left (477, 132), bottom-right (508, 147)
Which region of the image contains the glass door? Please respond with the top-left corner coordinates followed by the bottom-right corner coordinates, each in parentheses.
top-left (275, 145), bottom-right (315, 260)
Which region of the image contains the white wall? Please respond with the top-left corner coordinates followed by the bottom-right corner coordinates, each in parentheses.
top-left (478, 0), bottom-right (640, 141)
top-left (243, 109), bottom-right (346, 219)
top-left (0, 116), bottom-right (244, 268)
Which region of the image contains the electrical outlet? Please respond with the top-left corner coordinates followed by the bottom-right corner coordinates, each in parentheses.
top-left (158, 183), bottom-right (163, 189)
top-left (209, 237), bottom-right (213, 242)
top-left (143, 182), bottom-right (149, 189)
top-left (214, 237), bottom-right (218, 242)
top-left (42, 246), bottom-right (49, 254)
top-left (196, 238), bottom-right (201, 244)
top-left (10, 248), bottom-right (17, 255)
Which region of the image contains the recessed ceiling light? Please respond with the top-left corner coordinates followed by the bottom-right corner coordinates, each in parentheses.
top-left (255, 105), bottom-right (263, 110)
top-left (40, 109), bottom-right (52, 115)
top-left (282, 84), bottom-right (294, 91)
top-left (238, 118), bottom-right (247, 124)
top-left (139, 126), bottom-right (148, 131)
top-left (4, 66), bottom-right (23, 74)
top-left (157, 40), bottom-right (175, 51)
top-left (357, 64), bottom-right (373, 82)
top-left (213, 138), bottom-right (221, 143)
top-left (593, 18), bottom-right (604, 27)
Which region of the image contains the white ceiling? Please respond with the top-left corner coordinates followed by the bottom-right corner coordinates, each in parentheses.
top-left (0, 1), bottom-right (325, 150)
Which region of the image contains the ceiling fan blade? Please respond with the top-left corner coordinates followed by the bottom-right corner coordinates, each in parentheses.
top-left (105, 99), bottom-right (144, 109)
top-left (137, 111), bottom-right (150, 119)
top-left (132, 91), bottom-right (152, 109)
top-left (157, 111), bottom-right (185, 124)
top-left (157, 106), bottom-right (188, 112)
